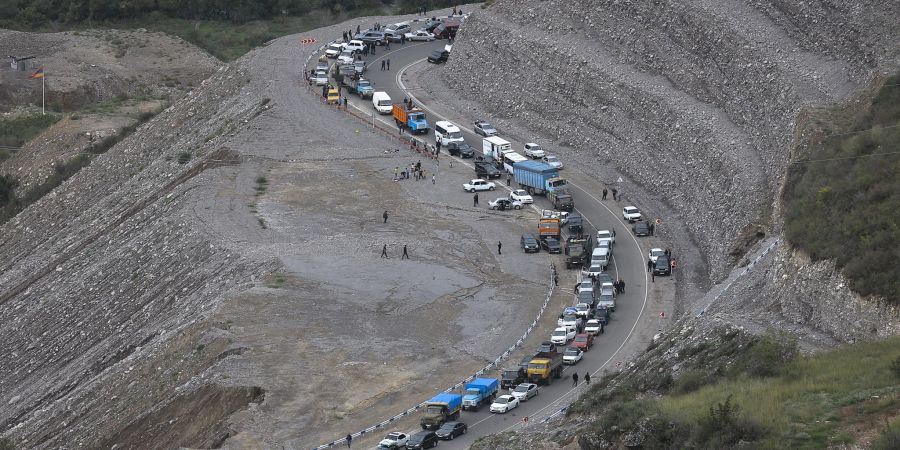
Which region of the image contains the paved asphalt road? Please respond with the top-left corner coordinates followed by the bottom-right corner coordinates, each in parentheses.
top-left (312, 39), bottom-right (651, 448)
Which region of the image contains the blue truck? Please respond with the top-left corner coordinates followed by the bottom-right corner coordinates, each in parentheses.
top-left (392, 104), bottom-right (430, 134)
top-left (461, 377), bottom-right (500, 411)
top-left (513, 160), bottom-right (574, 209)
top-left (342, 75), bottom-right (374, 99)
top-left (420, 393), bottom-right (463, 430)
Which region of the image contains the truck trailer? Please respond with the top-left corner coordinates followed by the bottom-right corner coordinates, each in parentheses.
top-left (513, 160), bottom-right (569, 196)
top-left (461, 378), bottom-right (499, 411)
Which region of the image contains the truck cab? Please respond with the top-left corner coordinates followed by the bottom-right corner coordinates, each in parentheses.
top-left (392, 104), bottom-right (430, 134)
top-left (527, 351), bottom-right (563, 385)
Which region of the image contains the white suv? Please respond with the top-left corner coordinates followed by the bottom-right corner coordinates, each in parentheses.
top-left (623, 206), bottom-right (642, 222)
top-left (524, 143), bottom-right (546, 159)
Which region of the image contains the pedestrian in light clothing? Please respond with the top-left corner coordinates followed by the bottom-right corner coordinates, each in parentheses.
top-left (498, 241), bottom-right (502, 255)
top-left (432, 174), bottom-right (436, 184)
top-left (346, 434), bottom-right (352, 448)
top-left (572, 372), bottom-right (579, 386)
top-left (402, 245), bottom-right (409, 259)
top-left (383, 210), bottom-right (389, 223)
top-left (602, 188), bottom-right (608, 200)
top-left (381, 245), bottom-right (388, 258)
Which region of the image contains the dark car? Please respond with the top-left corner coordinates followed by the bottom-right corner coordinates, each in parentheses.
top-left (593, 306), bottom-right (610, 325)
top-left (436, 421), bottom-right (467, 440)
top-left (407, 431), bottom-right (439, 449)
top-left (577, 290), bottom-right (595, 308)
top-left (537, 341), bottom-right (557, 353)
top-left (427, 49), bottom-right (450, 63)
top-left (446, 141), bottom-right (475, 158)
top-left (541, 237), bottom-right (561, 254)
top-left (424, 19), bottom-right (443, 32)
top-left (632, 221), bottom-right (651, 236)
top-left (654, 255), bottom-right (671, 275)
top-left (567, 214), bottom-right (584, 234)
top-left (521, 234), bottom-right (540, 253)
top-left (475, 161), bottom-right (502, 179)
top-left (433, 19), bottom-right (460, 39)
top-left (595, 272), bottom-right (614, 287)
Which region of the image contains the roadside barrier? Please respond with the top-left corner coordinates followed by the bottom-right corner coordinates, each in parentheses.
top-left (303, 262), bottom-right (558, 450)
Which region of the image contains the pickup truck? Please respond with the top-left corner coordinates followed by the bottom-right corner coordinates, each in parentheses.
top-left (527, 351), bottom-right (564, 385)
top-left (342, 76), bottom-right (374, 98)
top-left (501, 367), bottom-right (527, 389)
top-left (392, 104), bottom-right (429, 134)
top-left (462, 378), bottom-right (499, 411)
top-left (512, 160), bottom-right (569, 197)
top-left (420, 393), bottom-right (463, 430)
top-left (565, 236), bottom-right (592, 269)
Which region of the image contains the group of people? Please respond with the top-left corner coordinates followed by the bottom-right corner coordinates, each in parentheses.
top-left (394, 160), bottom-right (430, 182)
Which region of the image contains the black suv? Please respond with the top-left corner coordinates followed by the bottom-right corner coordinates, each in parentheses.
top-left (428, 49), bottom-right (450, 63)
top-left (567, 214), bottom-right (584, 234)
top-left (446, 141), bottom-right (475, 158)
top-left (541, 237), bottom-right (562, 254)
top-left (408, 431), bottom-right (439, 449)
top-left (475, 161), bottom-right (502, 179)
top-left (654, 255), bottom-right (671, 275)
top-left (521, 234), bottom-right (540, 253)
top-left (633, 221), bottom-right (651, 236)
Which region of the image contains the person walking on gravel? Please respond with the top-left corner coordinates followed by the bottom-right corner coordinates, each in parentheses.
top-left (572, 372), bottom-right (579, 386)
top-left (402, 245), bottom-right (409, 259)
top-left (612, 188), bottom-right (618, 200)
top-left (346, 434), bottom-right (352, 448)
top-left (383, 210), bottom-right (389, 223)
top-left (602, 188), bottom-right (608, 200)
top-left (381, 244), bottom-right (388, 258)
top-left (473, 193), bottom-right (479, 207)
top-left (497, 241), bottom-right (502, 255)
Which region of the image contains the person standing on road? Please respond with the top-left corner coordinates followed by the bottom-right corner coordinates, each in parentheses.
top-left (585, 372), bottom-right (591, 384)
top-left (497, 241), bottom-right (502, 255)
top-left (473, 193), bottom-right (479, 207)
top-left (402, 245), bottom-right (409, 259)
top-left (381, 60), bottom-right (385, 70)
top-left (506, 174), bottom-right (511, 186)
top-left (602, 188), bottom-right (608, 200)
top-left (572, 372), bottom-right (579, 386)
top-left (357, 25), bottom-right (360, 34)
top-left (647, 259), bottom-right (653, 272)
top-left (432, 174), bottom-right (436, 184)
top-left (612, 188), bottom-right (618, 200)
top-left (381, 244), bottom-right (388, 258)
top-left (619, 278), bottom-right (626, 293)
top-left (651, 270), bottom-right (655, 283)
top-left (649, 221), bottom-right (655, 236)
top-left (383, 210), bottom-right (389, 223)
top-left (554, 273), bottom-right (559, 286)
top-left (386, 59), bottom-right (390, 70)
top-left (346, 434), bottom-right (352, 448)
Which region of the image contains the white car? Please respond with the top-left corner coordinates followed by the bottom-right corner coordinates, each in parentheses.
top-left (379, 432), bottom-right (408, 448)
top-left (523, 143), bottom-right (546, 159)
top-left (597, 229), bottom-right (616, 247)
top-left (585, 263), bottom-right (604, 277)
top-left (542, 154), bottom-right (563, 169)
top-left (463, 179), bottom-right (496, 192)
top-left (541, 209), bottom-right (569, 225)
top-left (404, 30), bottom-right (435, 41)
top-left (584, 319), bottom-right (603, 335)
top-left (337, 50), bottom-right (355, 64)
top-left (488, 198), bottom-right (523, 210)
top-left (562, 347), bottom-right (584, 365)
top-left (324, 42), bottom-right (346, 58)
top-left (550, 326), bottom-right (576, 344)
top-left (511, 383), bottom-right (539, 402)
top-left (489, 394), bottom-right (520, 413)
top-left (623, 206), bottom-right (643, 222)
top-left (575, 302), bottom-right (592, 318)
top-left (510, 189), bottom-right (533, 204)
top-left (578, 279), bottom-right (594, 294)
top-left (313, 70), bottom-right (329, 86)
top-left (649, 248), bottom-right (665, 263)
top-left (345, 40), bottom-right (365, 53)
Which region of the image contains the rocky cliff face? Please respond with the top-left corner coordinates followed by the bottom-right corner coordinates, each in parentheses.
top-left (444, 0), bottom-right (899, 282)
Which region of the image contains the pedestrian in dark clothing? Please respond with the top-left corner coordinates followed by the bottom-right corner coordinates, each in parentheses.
top-left (651, 270), bottom-right (655, 282)
top-left (381, 60), bottom-right (385, 70)
top-left (356, 25), bottom-right (360, 34)
top-left (572, 372), bottom-right (579, 386)
top-left (498, 241), bottom-right (502, 255)
top-left (346, 434), bottom-right (352, 448)
top-left (436, 140), bottom-right (441, 152)
top-left (649, 222), bottom-right (655, 236)
top-left (381, 245), bottom-right (388, 258)
top-left (574, 283), bottom-right (579, 294)
top-left (648, 259), bottom-right (653, 272)
top-left (401, 34), bottom-right (406, 44)
top-left (665, 248), bottom-right (671, 257)
top-left (386, 59), bottom-right (390, 70)
top-left (371, 43), bottom-right (376, 54)
top-left (554, 274), bottom-right (559, 286)
top-left (506, 174), bottom-right (511, 186)
top-left (322, 86), bottom-right (327, 97)
top-left (402, 245), bottom-right (409, 259)
top-left (473, 193), bottom-right (479, 206)
top-left (585, 372), bottom-right (591, 384)
top-left (619, 279), bottom-right (625, 293)
top-left (612, 188), bottom-right (618, 200)
top-left (383, 210), bottom-right (389, 223)
top-left (602, 188), bottom-right (608, 200)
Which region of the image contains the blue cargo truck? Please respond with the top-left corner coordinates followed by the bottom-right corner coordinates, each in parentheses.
top-left (420, 393), bottom-right (463, 430)
top-left (513, 161), bottom-right (573, 209)
top-left (461, 378), bottom-right (500, 411)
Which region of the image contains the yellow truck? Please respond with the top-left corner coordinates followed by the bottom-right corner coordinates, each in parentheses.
top-left (326, 86), bottom-right (340, 104)
top-left (527, 351), bottom-right (563, 385)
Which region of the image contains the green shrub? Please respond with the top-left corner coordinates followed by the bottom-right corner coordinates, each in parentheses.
top-left (783, 74), bottom-right (900, 302)
top-left (673, 369), bottom-right (710, 395)
top-left (0, 114), bottom-right (60, 149)
top-left (734, 331), bottom-right (798, 378)
top-left (692, 395), bottom-right (765, 448)
top-left (872, 420), bottom-right (900, 450)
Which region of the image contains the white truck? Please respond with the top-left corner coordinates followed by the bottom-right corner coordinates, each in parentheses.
top-left (482, 136), bottom-right (511, 161)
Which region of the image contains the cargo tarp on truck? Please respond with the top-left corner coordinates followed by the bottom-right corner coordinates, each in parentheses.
top-left (420, 393), bottom-right (462, 430)
top-left (461, 378), bottom-right (499, 411)
top-left (513, 160), bottom-right (561, 195)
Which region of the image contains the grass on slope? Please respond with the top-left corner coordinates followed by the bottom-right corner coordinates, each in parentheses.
top-left (0, 114), bottom-right (60, 158)
top-left (659, 337), bottom-right (900, 449)
top-left (783, 73), bottom-right (900, 302)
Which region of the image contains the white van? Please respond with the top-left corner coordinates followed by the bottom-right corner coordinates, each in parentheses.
top-left (372, 92), bottom-right (392, 114)
top-left (434, 121), bottom-right (464, 146)
top-left (591, 247), bottom-right (610, 270)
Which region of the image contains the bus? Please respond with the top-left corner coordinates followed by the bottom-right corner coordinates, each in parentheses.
top-left (501, 151), bottom-right (528, 174)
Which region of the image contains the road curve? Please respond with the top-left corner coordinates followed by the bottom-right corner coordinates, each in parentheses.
top-left (311, 39), bottom-right (652, 448)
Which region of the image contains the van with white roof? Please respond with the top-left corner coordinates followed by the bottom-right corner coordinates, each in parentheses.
top-left (372, 91), bottom-right (392, 114)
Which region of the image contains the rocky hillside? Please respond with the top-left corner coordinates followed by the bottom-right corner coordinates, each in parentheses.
top-left (445, 0), bottom-right (899, 283)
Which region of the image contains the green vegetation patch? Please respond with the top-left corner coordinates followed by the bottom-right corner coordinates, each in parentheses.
top-left (0, 113), bottom-right (60, 153)
top-left (783, 73), bottom-right (900, 302)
